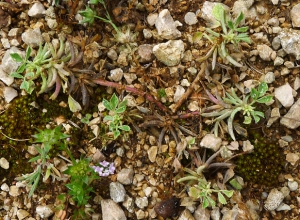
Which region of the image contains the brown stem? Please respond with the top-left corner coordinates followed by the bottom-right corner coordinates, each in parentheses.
top-left (171, 62), bottom-right (206, 113)
top-left (92, 78), bottom-right (169, 112)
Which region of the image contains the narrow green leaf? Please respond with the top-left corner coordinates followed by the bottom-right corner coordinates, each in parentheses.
top-left (103, 115), bottom-right (114, 122)
top-left (227, 20), bottom-right (234, 30)
top-left (115, 105), bottom-right (126, 114)
top-left (10, 53), bottom-right (23, 62)
top-left (222, 190), bottom-right (234, 198)
top-left (250, 88), bottom-right (259, 100)
top-left (110, 93), bottom-right (119, 110)
top-left (118, 99), bottom-right (128, 109)
top-left (218, 192), bottom-right (227, 205)
top-left (206, 196), bottom-right (216, 208)
top-left (256, 95), bottom-right (273, 103)
top-left (113, 130), bottom-right (120, 139)
top-left (228, 107), bottom-right (243, 141)
top-left (234, 12), bottom-right (244, 27)
top-left (10, 72), bottom-right (24, 79)
top-left (236, 26), bottom-right (249, 33)
top-left (229, 179), bottom-right (243, 190)
top-left (119, 125), bottom-right (130, 131)
top-left (202, 197), bottom-right (210, 209)
top-left (257, 82), bottom-right (268, 97)
top-left (26, 46), bottom-right (32, 60)
top-left (103, 99), bottom-right (112, 110)
top-left (17, 63), bottom-right (27, 73)
top-left (253, 111), bottom-right (264, 118)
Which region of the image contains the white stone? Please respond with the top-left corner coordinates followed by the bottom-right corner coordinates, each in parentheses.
top-left (264, 189), bottom-right (284, 211)
top-left (291, 3), bottom-right (300, 27)
top-left (21, 28), bottom-right (44, 48)
top-left (143, 187), bottom-right (153, 197)
top-left (0, 157), bottom-right (9, 169)
top-left (1, 183), bottom-right (9, 192)
top-left (28, 2), bottom-right (46, 18)
top-left (107, 48), bottom-right (118, 61)
top-left (264, 72), bottom-right (275, 84)
top-left (36, 205), bottom-right (54, 218)
top-left (276, 203), bottom-right (291, 211)
top-left (201, 2), bottom-right (230, 28)
top-left (288, 181), bottom-right (299, 191)
top-left (3, 87), bottom-right (18, 103)
top-left (1, 38), bottom-right (10, 49)
top-left (147, 13), bottom-right (158, 26)
top-left (136, 210), bottom-right (146, 219)
top-left (274, 83), bottom-right (294, 108)
top-left (174, 85), bottom-right (185, 103)
top-left (257, 44), bottom-right (274, 61)
top-left (153, 40), bottom-right (185, 66)
top-left (101, 199), bottom-right (126, 220)
top-left (278, 29), bottom-right (300, 60)
top-left (155, 9), bottom-right (182, 40)
top-left (110, 68), bottom-right (124, 82)
top-left (281, 99), bottom-right (300, 129)
top-left (122, 195), bottom-right (134, 213)
top-left (135, 197), bottom-right (148, 209)
top-left (184, 12), bottom-right (198, 25)
top-left (294, 77), bottom-right (300, 90)
top-left (200, 134), bottom-right (222, 152)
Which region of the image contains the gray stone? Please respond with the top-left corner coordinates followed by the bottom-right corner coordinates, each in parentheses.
top-left (200, 134), bottom-right (222, 152)
top-left (17, 209), bottom-right (30, 220)
top-left (267, 17), bottom-right (279, 26)
top-left (21, 28), bottom-right (44, 48)
top-left (101, 199), bottom-right (126, 220)
top-left (194, 205), bottom-right (210, 220)
top-left (264, 189), bottom-right (284, 211)
top-left (267, 108), bottom-right (280, 127)
top-left (294, 77), bottom-right (300, 90)
top-left (264, 72), bottom-right (275, 84)
top-left (288, 181), bottom-right (299, 191)
top-left (257, 44), bottom-right (274, 61)
top-left (28, 2), bottom-right (45, 18)
top-left (46, 18), bottom-right (58, 29)
top-left (291, 3), bottom-right (300, 27)
top-left (278, 29), bottom-right (300, 60)
top-left (135, 197), bottom-right (148, 209)
top-left (232, 0), bottom-right (257, 21)
top-left (153, 40), bottom-right (185, 66)
top-left (210, 207), bottom-right (220, 220)
top-left (155, 9), bottom-right (182, 40)
top-left (138, 44), bottom-right (154, 63)
top-left (272, 36), bottom-right (281, 50)
top-left (36, 205), bottom-right (54, 218)
top-left (3, 87), bottom-right (18, 103)
top-left (0, 157), bottom-right (9, 169)
top-left (274, 83), bottom-right (294, 108)
top-left (109, 182), bottom-right (126, 203)
top-left (184, 12), bottom-right (198, 25)
top-left (117, 168), bottom-right (134, 185)
top-left (122, 195), bottom-right (134, 213)
top-left (107, 48), bottom-right (118, 61)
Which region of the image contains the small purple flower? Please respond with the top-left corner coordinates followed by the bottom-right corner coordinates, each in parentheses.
top-left (92, 160), bottom-right (115, 177)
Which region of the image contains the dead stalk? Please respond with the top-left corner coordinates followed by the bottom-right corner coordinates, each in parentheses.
top-left (171, 63), bottom-right (206, 113)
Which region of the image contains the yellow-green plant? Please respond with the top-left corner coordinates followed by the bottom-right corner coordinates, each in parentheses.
top-left (201, 82), bottom-right (272, 140)
top-left (195, 3), bottom-right (251, 69)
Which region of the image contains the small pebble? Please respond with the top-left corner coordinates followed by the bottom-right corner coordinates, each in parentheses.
top-left (288, 181), bottom-right (299, 191)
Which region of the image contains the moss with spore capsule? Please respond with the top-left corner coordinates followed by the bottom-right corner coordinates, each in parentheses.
top-left (235, 131), bottom-right (284, 187)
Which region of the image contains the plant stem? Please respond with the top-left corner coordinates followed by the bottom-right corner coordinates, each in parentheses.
top-left (92, 78), bottom-right (169, 112)
top-left (170, 62), bottom-right (206, 113)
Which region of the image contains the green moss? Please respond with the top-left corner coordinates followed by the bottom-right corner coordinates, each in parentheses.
top-left (235, 131), bottom-right (285, 187)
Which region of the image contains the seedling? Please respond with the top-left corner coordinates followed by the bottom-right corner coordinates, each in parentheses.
top-left (102, 93), bottom-right (131, 139)
top-left (201, 82), bottom-right (273, 140)
top-left (196, 3), bottom-right (251, 69)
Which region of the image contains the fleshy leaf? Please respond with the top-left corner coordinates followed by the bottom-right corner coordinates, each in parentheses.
top-left (68, 95), bottom-right (82, 112)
